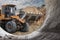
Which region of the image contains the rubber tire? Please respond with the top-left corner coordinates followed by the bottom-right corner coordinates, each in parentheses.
top-left (20, 23), bottom-right (29, 32)
top-left (5, 21), bottom-right (17, 33)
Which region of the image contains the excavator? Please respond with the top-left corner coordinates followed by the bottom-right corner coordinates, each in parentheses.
top-left (0, 4), bottom-right (29, 33)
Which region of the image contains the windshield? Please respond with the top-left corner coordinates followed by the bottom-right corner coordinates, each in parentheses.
top-left (10, 7), bottom-right (15, 14)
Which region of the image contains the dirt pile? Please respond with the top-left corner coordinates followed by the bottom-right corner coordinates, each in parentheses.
top-left (13, 6), bottom-right (46, 35)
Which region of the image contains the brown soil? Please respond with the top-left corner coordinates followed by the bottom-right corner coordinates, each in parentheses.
top-left (13, 14), bottom-right (46, 35)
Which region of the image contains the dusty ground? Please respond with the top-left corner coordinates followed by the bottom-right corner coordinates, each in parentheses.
top-left (12, 7), bottom-right (46, 35)
top-left (13, 14), bottom-right (45, 35)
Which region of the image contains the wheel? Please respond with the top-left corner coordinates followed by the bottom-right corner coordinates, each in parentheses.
top-left (5, 21), bottom-right (17, 33)
top-left (20, 23), bottom-right (29, 32)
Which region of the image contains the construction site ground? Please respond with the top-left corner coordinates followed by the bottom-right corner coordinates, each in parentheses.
top-left (13, 16), bottom-right (45, 35)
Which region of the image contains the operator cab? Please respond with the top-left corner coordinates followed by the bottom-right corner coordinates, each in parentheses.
top-left (2, 4), bottom-right (16, 17)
